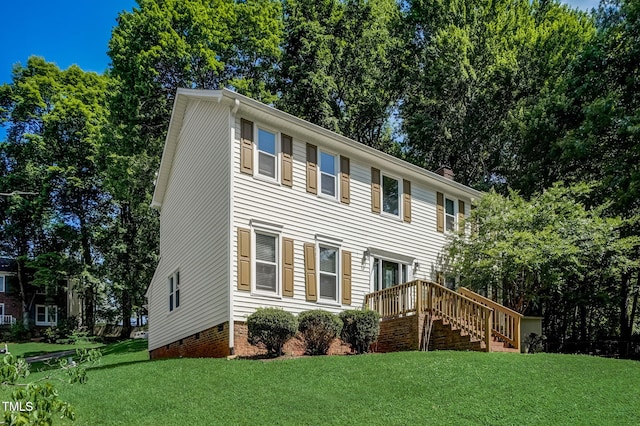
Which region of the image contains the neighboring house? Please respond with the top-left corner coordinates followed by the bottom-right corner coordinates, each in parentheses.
top-left (0, 257), bottom-right (82, 328)
top-left (147, 88), bottom-right (488, 359)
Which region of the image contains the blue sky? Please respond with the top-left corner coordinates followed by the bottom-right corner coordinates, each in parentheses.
top-left (1, 0), bottom-right (601, 86)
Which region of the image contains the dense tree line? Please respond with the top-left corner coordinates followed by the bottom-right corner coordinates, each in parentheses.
top-left (1, 0), bottom-right (638, 349)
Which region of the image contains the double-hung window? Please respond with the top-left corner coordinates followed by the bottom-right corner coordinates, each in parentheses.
top-left (319, 151), bottom-right (337, 198)
top-left (319, 245), bottom-right (339, 302)
top-left (445, 197), bottom-right (456, 232)
top-left (169, 271), bottom-right (180, 311)
top-left (382, 174), bottom-right (400, 216)
top-left (256, 128), bottom-right (278, 179)
top-left (36, 305), bottom-right (57, 326)
top-left (255, 232), bottom-right (278, 294)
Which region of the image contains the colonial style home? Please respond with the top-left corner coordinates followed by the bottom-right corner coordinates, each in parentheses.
top-left (147, 89), bottom-right (522, 359)
top-left (0, 257), bottom-right (82, 329)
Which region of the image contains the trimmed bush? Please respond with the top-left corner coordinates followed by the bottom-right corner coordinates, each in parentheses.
top-left (247, 308), bottom-right (298, 357)
top-left (298, 310), bottom-right (343, 355)
top-left (339, 309), bottom-right (380, 354)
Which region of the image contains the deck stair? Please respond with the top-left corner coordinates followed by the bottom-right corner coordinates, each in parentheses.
top-left (364, 280), bottom-right (522, 353)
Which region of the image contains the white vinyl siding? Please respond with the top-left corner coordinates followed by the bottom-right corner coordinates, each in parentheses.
top-left (232, 115), bottom-right (473, 320)
top-left (147, 100), bottom-right (231, 351)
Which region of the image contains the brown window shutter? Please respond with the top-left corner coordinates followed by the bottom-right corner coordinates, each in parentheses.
top-left (371, 168), bottom-right (381, 213)
top-left (306, 144), bottom-right (318, 194)
top-left (340, 156), bottom-right (350, 204)
top-left (281, 134), bottom-right (293, 187)
top-left (342, 250), bottom-right (352, 305)
top-left (458, 200), bottom-right (465, 231)
top-left (240, 119), bottom-right (254, 175)
top-left (403, 179), bottom-right (412, 223)
top-left (436, 192), bottom-right (444, 233)
top-left (303, 243), bottom-right (317, 301)
top-left (282, 237), bottom-right (294, 297)
top-left (237, 228), bottom-right (251, 291)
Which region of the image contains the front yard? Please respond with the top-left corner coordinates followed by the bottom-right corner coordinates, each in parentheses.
top-left (2, 340), bottom-right (640, 424)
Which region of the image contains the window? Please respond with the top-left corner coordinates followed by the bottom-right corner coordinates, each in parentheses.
top-left (35, 305), bottom-right (57, 326)
top-left (319, 151), bottom-right (337, 198)
top-left (319, 246), bottom-right (339, 302)
top-left (445, 197), bottom-right (456, 231)
top-left (382, 175), bottom-right (400, 216)
top-left (0, 275), bottom-right (4, 293)
top-left (0, 303), bottom-right (4, 317)
top-left (169, 271), bottom-right (180, 311)
top-left (256, 128), bottom-right (278, 179)
top-left (373, 257), bottom-right (412, 291)
top-left (255, 232), bottom-right (278, 294)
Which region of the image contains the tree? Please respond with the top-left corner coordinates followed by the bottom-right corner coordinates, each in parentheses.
top-left (1, 58), bottom-right (109, 329)
top-left (277, 0), bottom-right (403, 150)
top-left (446, 184), bottom-right (640, 349)
top-left (400, 0), bottom-right (594, 188)
top-left (106, 0), bottom-right (282, 337)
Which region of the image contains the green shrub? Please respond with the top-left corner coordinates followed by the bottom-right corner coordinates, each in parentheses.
top-left (247, 308), bottom-right (297, 357)
top-left (298, 310), bottom-right (343, 355)
top-left (9, 322), bottom-right (29, 341)
top-left (339, 310), bottom-right (380, 354)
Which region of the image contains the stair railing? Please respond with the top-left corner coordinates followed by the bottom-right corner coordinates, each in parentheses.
top-left (364, 280), bottom-right (494, 351)
top-left (458, 287), bottom-right (523, 350)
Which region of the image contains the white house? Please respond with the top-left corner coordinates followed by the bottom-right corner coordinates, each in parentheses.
top-left (146, 88), bottom-right (484, 359)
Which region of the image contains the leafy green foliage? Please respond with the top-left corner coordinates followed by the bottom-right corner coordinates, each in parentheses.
top-left (297, 310), bottom-right (343, 355)
top-left (339, 309), bottom-right (380, 354)
top-left (0, 348), bottom-right (101, 425)
top-left (247, 308), bottom-right (298, 357)
top-left (446, 184), bottom-right (640, 345)
top-left (277, 0), bottom-right (402, 150)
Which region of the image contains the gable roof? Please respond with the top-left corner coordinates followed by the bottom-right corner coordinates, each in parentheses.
top-left (152, 88), bottom-right (482, 209)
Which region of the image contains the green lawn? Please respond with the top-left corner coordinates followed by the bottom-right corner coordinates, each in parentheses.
top-left (4, 341), bottom-right (104, 359)
top-left (4, 341), bottom-right (640, 425)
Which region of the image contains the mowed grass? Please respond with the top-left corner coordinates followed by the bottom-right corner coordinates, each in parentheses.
top-left (34, 343), bottom-right (640, 425)
top-left (4, 341), bottom-right (104, 359)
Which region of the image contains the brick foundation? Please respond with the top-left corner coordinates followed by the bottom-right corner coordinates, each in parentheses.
top-left (233, 321), bottom-right (353, 357)
top-left (149, 322), bottom-right (231, 360)
top-left (149, 321), bottom-right (354, 359)
top-left (374, 314), bottom-right (421, 353)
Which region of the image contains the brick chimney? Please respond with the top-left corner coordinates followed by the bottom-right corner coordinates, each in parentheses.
top-left (435, 166), bottom-right (455, 180)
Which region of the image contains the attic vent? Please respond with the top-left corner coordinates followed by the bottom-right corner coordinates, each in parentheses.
top-left (435, 166), bottom-right (455, 180)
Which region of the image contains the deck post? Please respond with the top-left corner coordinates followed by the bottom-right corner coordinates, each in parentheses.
top-left (485, 309), bottom-right (492, 352)
top-left (416, 280), bottom-right (423, 314)
top-left (513, 316), bottom-right (521, 351)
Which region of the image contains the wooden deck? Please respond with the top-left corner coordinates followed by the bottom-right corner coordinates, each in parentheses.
top-left (364, 280), bottom-right (522, 352)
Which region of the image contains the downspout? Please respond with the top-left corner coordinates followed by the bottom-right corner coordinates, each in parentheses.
top-left (228, 98), bottom-right (240, 354)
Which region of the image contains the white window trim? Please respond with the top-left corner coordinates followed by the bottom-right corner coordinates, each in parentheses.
top-left (0, 303), bottom-right (4, 317)
top-left (254, 125), bottom-right (280, 183)
top-left (380, 172), bottom-right (403, 219)
top-left (369, 251), bottom-right (414, 292)
top-left (251, 221), bottom-right (283, 298)
top-left (168, 270), bottom-right (180, 312)
top-left (444, 195), bottom-right (458, 233)
top-left (318, 149), bottom-right (338, 200)
top-left (316, 236), bottom-right (342, 305)
top-left (35, 304), bottom-right (58, 326)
